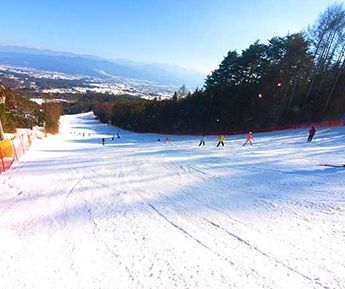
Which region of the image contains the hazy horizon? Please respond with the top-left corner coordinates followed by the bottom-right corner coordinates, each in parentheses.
top-left (0, 43), bottom-right (207, 75)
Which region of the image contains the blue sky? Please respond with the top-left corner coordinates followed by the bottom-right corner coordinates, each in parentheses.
top-left (0, 0), bottom-right (339, 73)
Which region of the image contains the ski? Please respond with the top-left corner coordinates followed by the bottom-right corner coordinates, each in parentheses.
top-left (320, 164), bottom-right (345, 168)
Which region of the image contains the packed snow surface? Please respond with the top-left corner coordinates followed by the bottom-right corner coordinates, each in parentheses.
top-left (1, 112), bottom-right (345, 289)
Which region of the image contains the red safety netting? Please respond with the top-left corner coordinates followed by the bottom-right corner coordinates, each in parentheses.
top-left (164, 120), bottom-right (345, 136)
top-left (0, 158), bottom-right (14, 174)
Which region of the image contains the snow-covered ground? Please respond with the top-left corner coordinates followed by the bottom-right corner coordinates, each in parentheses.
top-left (30, 98), bottom-right (74, 105)
top-left (1, 112), bottom-right (345, 289)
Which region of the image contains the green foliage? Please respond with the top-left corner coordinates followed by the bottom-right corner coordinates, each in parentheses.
top-left (42, 102), bottom-right (63, 134)
top-left (63, 93), bottom-right (138, 114)
top-left (0, 103), bottom-right (16, 133)
top-left (0, 83), bottom-right (62, 134)
top-left (203, 33), bottom-right (313, 130)
top-left (0, 86), bottom-right (43, 132)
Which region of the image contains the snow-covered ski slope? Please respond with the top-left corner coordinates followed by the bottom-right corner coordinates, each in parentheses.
top-left (1, 112), bottom-right (345, 289)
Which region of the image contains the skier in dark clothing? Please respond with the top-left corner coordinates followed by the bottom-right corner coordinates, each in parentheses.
top-left (199, 135), bottom-right (206, 146)
top-left (102, 138), bottom-right (105, 145)
top-left (307, 126), bottom-right (316, 142)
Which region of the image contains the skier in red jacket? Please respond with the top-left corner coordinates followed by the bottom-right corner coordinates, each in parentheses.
top-left (243, 132), bottom-right (253, 146)
top-left (307, 126), bottom-right (316, 142)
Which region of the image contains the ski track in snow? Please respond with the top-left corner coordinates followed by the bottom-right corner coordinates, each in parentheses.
top-left (1, 112), bottom-right (345, 289)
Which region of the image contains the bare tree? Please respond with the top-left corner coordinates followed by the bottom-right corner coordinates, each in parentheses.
top-left (303, 3), bottom-right (345, 117)
top-left (177, 84), bottom-right (189, 98)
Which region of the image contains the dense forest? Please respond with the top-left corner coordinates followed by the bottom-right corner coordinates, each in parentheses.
top-left (63, 93), bottom-right (141, 114)
top-left (92, 4), bottom-right (345, 133)
top-left (0, 83), bottom-right (62, 134)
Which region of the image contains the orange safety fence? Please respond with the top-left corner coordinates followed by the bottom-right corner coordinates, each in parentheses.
top-left (0, 140), bottom-right (13, 158)
top-left (0, 130), bottom-right (45, 174)
top-left (0, 140), bottom-right (14, 174)
top-left (0, 154), bottom-right (14, 173)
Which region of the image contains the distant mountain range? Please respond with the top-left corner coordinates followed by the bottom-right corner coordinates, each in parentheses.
top-left (0, 45), bottom-right (206, 88)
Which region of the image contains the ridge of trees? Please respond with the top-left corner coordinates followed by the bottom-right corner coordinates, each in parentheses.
top-left (63, 93), bottom-right (140, 114)
top-left (0, 83), bottom-right (62, 134)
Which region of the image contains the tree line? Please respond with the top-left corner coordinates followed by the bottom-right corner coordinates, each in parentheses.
top-left (94, 4), bottom-right (345, 133)
top-left (63, 92), bottom-right (139, 114)
top-left (0, 84), bottom-right (63, 134)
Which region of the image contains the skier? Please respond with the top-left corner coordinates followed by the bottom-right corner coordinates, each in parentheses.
top-left (199, 135), bottom-right (206, 146)
top-left (158, 138), bottom-right (161, 142)
top-left (217, 135), bottom-right (225, 147)
top-left (307, 126), bottom-right (316, 142)
top-left (164, 137), bottom-right (170, 143)
top-left (117, 131), bottom-right (120, 139)
top-left (243, 132), bottom-right (253, 146)
top-left (102, 138), bottom-right (105, 145)
top-left (112, 135), bottom-right (114, 141)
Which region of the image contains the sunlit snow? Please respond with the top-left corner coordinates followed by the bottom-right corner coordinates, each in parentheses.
top-left (1, 112), bottom-right (344, 289)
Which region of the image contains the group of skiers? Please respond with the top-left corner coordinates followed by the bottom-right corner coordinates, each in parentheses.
top-left (157, 137), bottom-right (171, 143)
top-left (198, 131), bottom-right (253, 147)
top-left (100, 127), bottom-right (317, 146)
top-left (102, 131), bottom-right (120, 145)
top-left (197, 126), bottom-right (316, 147)
top-left (70, 131), bottom-right (91, 137)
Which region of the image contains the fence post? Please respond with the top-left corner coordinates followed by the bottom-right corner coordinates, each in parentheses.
top-left (11, 140), bottom-right (18, 161)
top-left (19, 135), bottom-right (25, 153)
top-left (28, 134), bottom-right (32, 147)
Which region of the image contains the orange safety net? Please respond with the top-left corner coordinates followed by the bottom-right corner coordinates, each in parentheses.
top-left (0, 140), bottom-right (13, 158)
